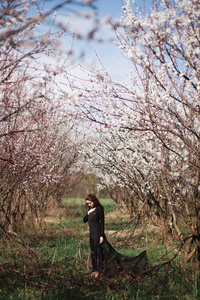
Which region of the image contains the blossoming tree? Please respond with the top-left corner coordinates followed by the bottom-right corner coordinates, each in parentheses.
top-left (65, 0), bottom-right (200, 262)
top-left (0, 0), bottom-right (96, 232)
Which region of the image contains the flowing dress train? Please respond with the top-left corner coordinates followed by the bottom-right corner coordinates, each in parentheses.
top-left (83, 206), bottom-right (149, 276)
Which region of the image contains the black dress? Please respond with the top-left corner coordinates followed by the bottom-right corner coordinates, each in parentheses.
top-left (83, 206), bottom-right (105, 272)
top-left (83, 205), bottom-right (149, 276)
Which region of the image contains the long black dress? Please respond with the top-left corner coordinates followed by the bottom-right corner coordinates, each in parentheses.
top-left (83, 205), bottom-right (149, 276)
top-left (83, 206), bottom-right (105, 272)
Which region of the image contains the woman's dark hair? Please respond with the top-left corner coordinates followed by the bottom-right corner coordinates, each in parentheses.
top-left (85, 194), bottom-right (104, 208)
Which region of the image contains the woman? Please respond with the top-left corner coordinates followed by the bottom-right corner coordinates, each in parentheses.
top-left (83, 194), bottom-right (105, 278)
top-left (83, 194), bottom-right (149, 278)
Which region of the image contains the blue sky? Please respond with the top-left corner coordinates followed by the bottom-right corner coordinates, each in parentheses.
top-left (93, 0), bottom-right (125, 18)
top-left (55, 0), bottom-right (133, 83)
top-left (33, 0), bottom-right (152, 83)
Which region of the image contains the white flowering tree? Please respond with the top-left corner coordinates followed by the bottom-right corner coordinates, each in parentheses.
top-left (64, 0), bottom-right (200, 262)
top-left (0, 0), bottom-right (97, 232)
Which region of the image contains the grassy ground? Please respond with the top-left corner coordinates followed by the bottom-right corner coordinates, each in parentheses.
top-left (0, 198), bottom-right (199, 299)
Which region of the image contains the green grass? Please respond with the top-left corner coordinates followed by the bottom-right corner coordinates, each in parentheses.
top-left (0, 198), bottom-right (199, 300)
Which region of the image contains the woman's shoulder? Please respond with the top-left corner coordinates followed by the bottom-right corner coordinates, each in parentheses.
top-left (96, 205), bottom-right (103, 208)
top-left (96, 205), bottom-right (104, 212)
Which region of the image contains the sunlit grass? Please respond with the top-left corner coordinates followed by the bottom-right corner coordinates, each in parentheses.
top-left (0, 198), bottom-right (199, 300)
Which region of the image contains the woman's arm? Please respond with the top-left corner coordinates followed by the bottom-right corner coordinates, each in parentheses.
top-left (83, 213), bottom-right (88, 223)
top-left (97, 206), bottom-right (105, 238)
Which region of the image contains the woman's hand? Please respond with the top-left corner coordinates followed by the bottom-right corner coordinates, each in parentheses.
top-left (99, 236), bottom-right (104, 244)
top-left (88, 207), bottom-right (96, 215)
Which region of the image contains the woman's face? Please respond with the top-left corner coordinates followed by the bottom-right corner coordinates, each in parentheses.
top-left (86, 200), bottom-right (95, 208)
